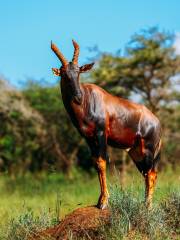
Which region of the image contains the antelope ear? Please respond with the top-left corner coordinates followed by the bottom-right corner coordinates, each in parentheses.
top-left (52, 68), bottom-right (61, 76)
top-left (80, 63), bottom-right (94, 73)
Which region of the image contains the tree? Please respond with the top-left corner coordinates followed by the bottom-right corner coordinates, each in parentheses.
top-left (0, 79), bottom-right (49, 176)
top-left (92, 27), bottom-right (180, 113)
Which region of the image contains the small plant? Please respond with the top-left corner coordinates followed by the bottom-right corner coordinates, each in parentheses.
top-left (5, 208), bottom-right (55, 240)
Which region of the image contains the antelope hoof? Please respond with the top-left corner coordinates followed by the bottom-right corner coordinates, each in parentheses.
top-left (145, 200), bottom-right (152, 210)
top-left (97, 195), bottom-right (109, 209)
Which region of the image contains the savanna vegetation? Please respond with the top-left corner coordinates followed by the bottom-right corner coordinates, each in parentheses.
top-left (0, 27), bottom-right (180, 239)
top-left (0, 169), bottom-right (179, 239)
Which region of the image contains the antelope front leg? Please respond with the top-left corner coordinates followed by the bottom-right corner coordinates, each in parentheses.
top-left (96, 156), bottom-right (109, 209)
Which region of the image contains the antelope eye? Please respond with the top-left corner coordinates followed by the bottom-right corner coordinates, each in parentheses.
top-left (60, 67), bottom-right (66, 72)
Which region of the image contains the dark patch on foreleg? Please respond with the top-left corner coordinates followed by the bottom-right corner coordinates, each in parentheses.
top-left (96, 130), bottom-right (109, 209)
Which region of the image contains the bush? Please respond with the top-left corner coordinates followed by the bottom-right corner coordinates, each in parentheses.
top-left (4, 208), bottom-right (54, 240)
top-left (91, 186), bottom-right (180, 240)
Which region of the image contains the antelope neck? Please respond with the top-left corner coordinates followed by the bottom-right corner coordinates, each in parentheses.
top-left (60, 77), bottom-right (83, 104)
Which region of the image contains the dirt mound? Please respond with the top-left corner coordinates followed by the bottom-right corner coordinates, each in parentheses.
top-left (31, 206), bottom-right (110, 240)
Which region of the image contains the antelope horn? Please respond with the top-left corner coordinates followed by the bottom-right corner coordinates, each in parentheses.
top-left (51, 41), bottom-right (68, 66)
top-left (72, 39), bottom-right (80, 64)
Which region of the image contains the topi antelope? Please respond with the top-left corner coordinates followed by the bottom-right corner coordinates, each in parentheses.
top-left (51, 39), bottom-right (162, 209)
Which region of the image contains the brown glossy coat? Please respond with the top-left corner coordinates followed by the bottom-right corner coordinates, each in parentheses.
top-left (64, 83), bottom-right (160, 150)
top-left (51, 40), bottom-right (162, 209)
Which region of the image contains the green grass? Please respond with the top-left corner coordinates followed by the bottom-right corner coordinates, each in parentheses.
top-left (0, 170), bottom-right (99, 226)
top-left (0, 167), bottom-right (179, 239)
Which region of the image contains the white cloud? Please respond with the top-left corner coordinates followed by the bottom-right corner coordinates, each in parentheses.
top-left (173, 33), bottom-right (180, 55)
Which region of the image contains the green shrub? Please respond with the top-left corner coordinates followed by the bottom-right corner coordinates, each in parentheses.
top-left (5, 208), bottom-right (56, 240)
top-left (92, 186), bottom-right (180, 240)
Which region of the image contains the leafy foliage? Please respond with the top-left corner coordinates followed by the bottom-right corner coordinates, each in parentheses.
top-left (92, 27), bottom-right (180, 111)
top-left (0, 80), bottom-right (50, 175)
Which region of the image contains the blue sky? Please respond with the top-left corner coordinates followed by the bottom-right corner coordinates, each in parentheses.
top-left (0, 0), bottom-right (180, 87)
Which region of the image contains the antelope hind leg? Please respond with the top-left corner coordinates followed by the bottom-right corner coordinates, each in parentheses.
top-left (128, 138), bottom-right (157, 209)
top-left (145, 169), bottom-right (157, 208)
